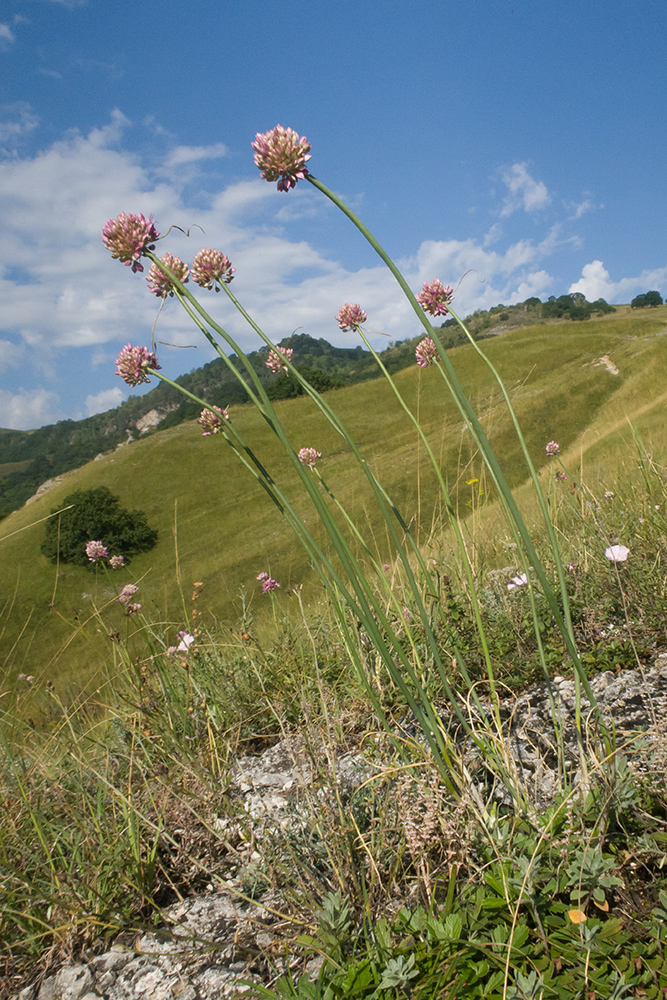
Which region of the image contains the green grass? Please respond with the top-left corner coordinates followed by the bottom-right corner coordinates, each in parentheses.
top-left (1, 306), bottom-right (666, 712)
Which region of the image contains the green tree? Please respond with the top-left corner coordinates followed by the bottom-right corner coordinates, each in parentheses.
top-left (41, 486), bottom-right (158, 566)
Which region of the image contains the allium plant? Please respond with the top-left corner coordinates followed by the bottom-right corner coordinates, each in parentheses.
top-left (102, 123), bottom-right (606, 809)
top-left (147, 253), bottom-right (189, 297)
top-left (546, 440), bottom-right (560, 456)
top-left (85, 540), bottom-right (107, 562)
top-left (298, 447), bottom-right (322, 467)
top-left (191, 248), bottom-right (235, 290)
top-left (197, 406), bottom-right (230, 436)
top-left (102, 213), bottom-right (159, 273)
top-left (266, 346), bottom-right (293, 373)
top-left (109, 555), bottom-right (125, 569)
top-left (115, 345), bottom-right (161, 386)
top-left (416, 279), bottom-right (454, 317)
top-left (252, 124), bottom-right (311, 192)
top-left (335, 303), bottom-right (367, 331)
top-left (116, 583), bottom-right (139, 606)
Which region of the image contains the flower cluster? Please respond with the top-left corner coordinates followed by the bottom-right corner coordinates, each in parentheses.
top-left (115, 344), bottom-right (161, 386)
top-left (298, 447), bottom-right (322, 467)
top-left (109, 554), bottom-right (125, 569)
top-left (191, 248), bottom-right (235, 290)
top-left (102, 213), bottom-right (159, 273)
top-left (335, 303), bottom-right (367, 331)
top-left (262, 577), bottom-right (281, 593)
top-left (416, 279), bottom-right (454, 317)
top-left (415, 336), bottom-right (438, 367)
top-left (197, 406), bottom-right (230, 436)
top-left (266, 346), bottom-right (293, 373)
top-left (545, 440), bottom-right (560, 456)
top-left (117, 583), bottom-right (139, 606)
top-left (146, 252), bottom-right (189, 297)
top-left (85, 540), bottom-right (107, 562)
top-left (252, 125), bottom-right (311, 192)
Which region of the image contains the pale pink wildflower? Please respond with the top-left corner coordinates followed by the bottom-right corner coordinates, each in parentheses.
top-left (262, 577), bottom-right (281, 593)
top-left (605, 544), bottom-right (629, 563)
top-left (507, 572), bottom-right (528, 591)
top-left (115, 344), bottom-right (161, 386)
top-left (117, 583), bottom-right (139, 606)
top-left (415, 336), bottom-right (438, 367)
top-left (198, 406), bottom-right (230, 436)
top-left (109, 554), bottom-right (125, 569)
top-left (256, 571), bottom-right (269, 581)
top-left (546, 441), bottom-right (560, 456)
top-left (147, 252), bottom-right (189, 297)
top-left (335, 303), bottom-right (367, 331)
top-left (416, 279), bottom-right (454, 317)
top-left (266, 346), bottom-right (293, 373)
top-left (252, 125), bottom-right (311, 192)
top-left (86, 540), bottom-right (108, 562)
top-left (298, 447), bottom-right (322, 467)
top-left (191, 248), bottom-right (235, 290)
top-left (102, 213), bottom-right (159, 273)
top-left (177, 630), bottom-right (195, 652)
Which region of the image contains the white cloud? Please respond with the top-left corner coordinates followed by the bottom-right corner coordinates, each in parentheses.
top-left (85, 387), bottom-right (123, 416)
top-left (500, 163), bottom-right (551, 217)
top-left (0, 388), bottom-right (63, 430)
top-left (565, 198), bottom-right (599, 220)
top-left (0, 23), bottom-right (16, 47)
top-left (569, 260), bottom-right (667, 302)
top-left (165, 143), bottom-right (227, 167)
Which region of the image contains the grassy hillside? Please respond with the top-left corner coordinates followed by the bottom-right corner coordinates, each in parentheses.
top-left (1, 306), bottom-right (666, 714)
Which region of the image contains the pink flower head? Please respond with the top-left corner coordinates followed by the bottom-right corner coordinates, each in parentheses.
top-left (197, 406), bottom-right (230, 436)
top-left (415, 336), bottom-right (438, 367)
top-left (252, 125), bottom-right (311, 192)
top-left (546, 441), bottom-right (560, 456)
top-left (115, 344), bottom-right (161, 386)
top-left (416, 279), bottom-right (454, 317)
top-left (262, 577), bottom-right (281, 593)
top-left (191, 248), bottom-right (235, 290)
top-left (298, 447), bottom-right (322, 468)
top-left (605, 544), bottom-right (630, 563)
top-left (117, 583), bottom-right (139, 606)
top-left (256, 571), bottom-right (269, 581)
top-left (266, 346), bottom-right (293, 373)
top-left (86, 540), bottom-right (108, 562)
top-left (109, 554), bottom-right (125, 569)
top-left (102, 213), bottom-right (159, 273)
top-left (554, 471), bottom-right (567, 482)
top-left (507, 572), bottom-right (528, 591)
top-left (146, 252), bottom-right (189, 298)
top-left (177, 631), bottom-right (195, 652)
top-left (335, 303), bottom-right (367, 331)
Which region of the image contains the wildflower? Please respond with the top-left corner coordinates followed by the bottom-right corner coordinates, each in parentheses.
top-left (191, 248), bottom-right (235, 290)
top-left (117, 583), bottom-right (139, 606)
top-left (383, 563), bottom-right (391, 572)
top-left (102, 213), bottom-right (159, 273)
top-left (109, 554), bottom-right (125, 569)
top-left (507, 572), bottom-right (528, 591)
top-left (416, 279), bottom-right (454, 317)
top-left (262, 577), bottom-right (281, 593)
top-left (546, 441), bottom-right (560, 456)
top-left (298, 447), bottom-right (322, 467)
top-left (146, 252), bottom-right (189, 297)
top-left (266, 346), bottom-right (293, 373)
top-left (86, 540), bottom-right (107, 562)
top-left (256, 571), bottom-right (269, 581)
top-left (177, 630), bottom-right (195, 651)
top-left (126, 603), bottom-right (142, 615)
top-left (554, 470), bottom-right (567, 482)
top-left (604, 490), bottom-right (614, 499)
top-left (605, 544), bottom-right (630, 563)
top-left (198, 406), bottom-right (230, 436)
top-left (252, 124), bottom-right (311, 192)
top-left (115, 344), bottom-right (161, 386)
top-left (415, 336), bottom-right (438, 367)
top-left (335, 303), bottom-right (367, 331)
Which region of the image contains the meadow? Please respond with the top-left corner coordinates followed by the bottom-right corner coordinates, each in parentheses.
top-left (2, 301), bottom-right (667, 998)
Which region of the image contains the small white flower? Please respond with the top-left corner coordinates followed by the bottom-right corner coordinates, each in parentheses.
top-left (605, 545), bottom-right (630, 563)
top-left (177, 631), bottom-right (195, 651)
top-left (507, 572), bottom-right (528, 591)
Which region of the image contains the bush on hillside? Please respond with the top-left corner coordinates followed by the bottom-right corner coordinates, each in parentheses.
top-left (41, 486), bottom-right (158, 566)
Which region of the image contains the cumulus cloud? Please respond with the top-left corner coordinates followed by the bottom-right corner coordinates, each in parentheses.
top-left (500, 163), bottom-right (551, 217)
top-left (569, 260), bottom-right (667, 302)
top-left (0, 388), bottom-right (64, 431)
top-left (85, 387), bottom-right (124, 416)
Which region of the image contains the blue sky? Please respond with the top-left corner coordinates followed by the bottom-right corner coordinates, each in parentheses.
top-left (0, 0), bottom-right (665, 430)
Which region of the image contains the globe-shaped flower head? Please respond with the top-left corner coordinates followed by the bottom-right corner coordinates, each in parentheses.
top-left (146, 253), bottom-right (190, 298)
top-left (102, 213), bottom-right (159, 273)
top-left (115, 344), bottom-right (162, 386)
top-left (417, 279), bottom-right (454, 317)
top-left (335, 304), bottom-right (367, 331)
top-left (252, 125), bottom-right (311, 192)
top-left (415, 337), bottom-right (438, 367)
top-left (191, 248), bottom-right (235, 291)
top-left (266, 346), bottom-right (293, 373)
top-left (197, 406), bottom-right (230, 436)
